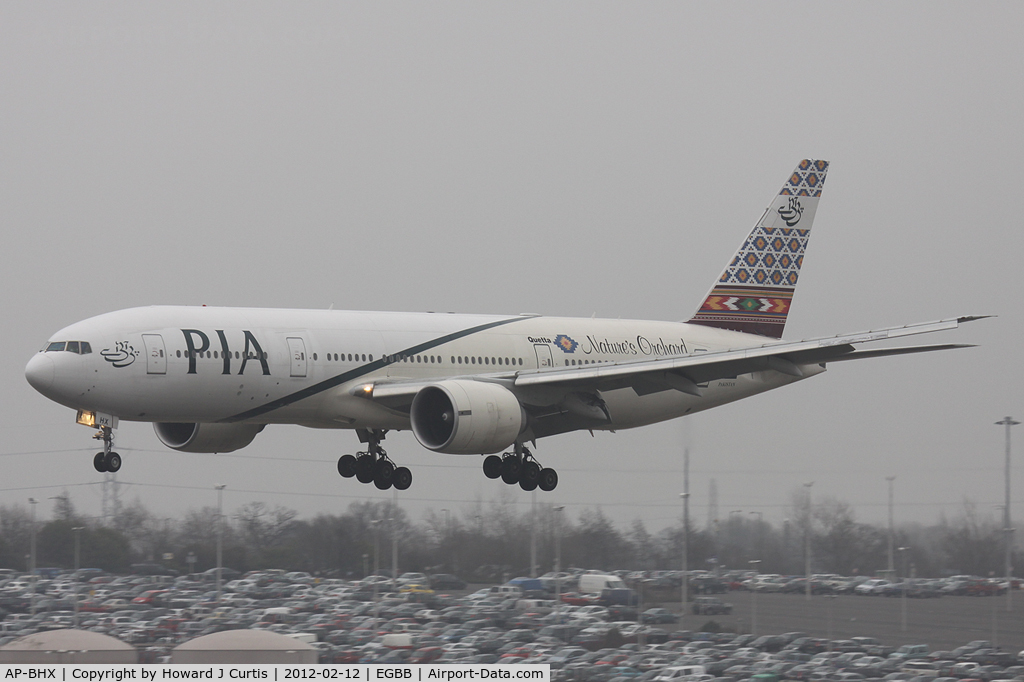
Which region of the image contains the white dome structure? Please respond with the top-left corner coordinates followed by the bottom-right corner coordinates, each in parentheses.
top-left (0, 629), bottom-right (137, 663)
top-left (172, 629), bottom-right (317, 664)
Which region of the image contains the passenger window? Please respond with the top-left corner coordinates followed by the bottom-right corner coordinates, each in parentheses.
top-left (313, 353), bottom-right (318, 361)
top-left (45, 342), bottom-right (66, 352)
top-left (368, 355), bottom-right (373, 361)
top-left (176, 350), bottom-right (182, 358)
top-left (66, 341), bottom-right (80, 354)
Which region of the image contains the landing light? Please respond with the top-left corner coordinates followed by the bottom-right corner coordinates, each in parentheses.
top-left (361, 384), bottom-right (373, 396)
top-left (76, 410), bottom-right (96, 427)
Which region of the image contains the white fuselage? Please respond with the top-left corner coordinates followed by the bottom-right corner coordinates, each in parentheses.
top-left (26, 306), bottom-right (817, 442)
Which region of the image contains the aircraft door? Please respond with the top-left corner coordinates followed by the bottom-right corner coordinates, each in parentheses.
top-left (142, 334), bottom-right (166, 375)
top-left (534, 344), bottom-right (554, 369)
top-left (287, 337), bottom-right (307, 377)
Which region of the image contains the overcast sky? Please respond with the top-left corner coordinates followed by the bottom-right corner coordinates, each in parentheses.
top-left (2, 2), bottom-right (1022, 537)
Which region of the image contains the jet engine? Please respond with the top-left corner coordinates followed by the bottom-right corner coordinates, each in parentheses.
top-left (410, 380), bottom-right (525, 455)
top-left (154, 422), bottom-right (265, 453)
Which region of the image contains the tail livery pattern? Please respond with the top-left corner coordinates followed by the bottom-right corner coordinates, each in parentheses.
top-left (689, 159), bottom-right (829, 338)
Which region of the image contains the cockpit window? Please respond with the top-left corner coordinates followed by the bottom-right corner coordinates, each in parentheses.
top-left (44, 341), bottom-right (92, 354)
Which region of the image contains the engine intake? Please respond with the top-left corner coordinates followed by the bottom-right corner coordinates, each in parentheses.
top-left (410, 380), bottom-right (525, 455)
top-left (154, 422), bottom-right (265, 453)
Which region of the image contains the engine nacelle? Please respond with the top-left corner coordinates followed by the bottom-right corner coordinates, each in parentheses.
top-left (410, 380), bottom-right (525, 455)
top-left (154, 422), bottom-right (265, 453)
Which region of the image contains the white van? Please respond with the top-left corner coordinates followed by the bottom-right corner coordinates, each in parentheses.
top-left (578, 574), bottom-right (627, 594)
top-left (654, 666), bottom-right (707, 681)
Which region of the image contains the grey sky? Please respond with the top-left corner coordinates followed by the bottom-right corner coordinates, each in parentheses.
top-left (2, 2), bottom-right (1022, 534)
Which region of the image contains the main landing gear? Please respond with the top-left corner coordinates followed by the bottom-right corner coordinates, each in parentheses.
top-left (92, 426), bottom-right (121, 473)
top-left (483, 444), bottom-right (557, 492)
top-left (336, 430), bottom-right (412, 491)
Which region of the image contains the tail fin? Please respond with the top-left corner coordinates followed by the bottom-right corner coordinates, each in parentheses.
top-left (689, 159), bottom-right (829, 338)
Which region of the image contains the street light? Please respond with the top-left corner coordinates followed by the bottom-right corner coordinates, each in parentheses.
top-left (803, 482), bottom-right (814, 601)
top-left (748, 559), bottom-right (761, 635)
top-left (28, 498), bottom-right (38, 616)
top-left (897, 546), bottom-right (910, 632)
top-left (886, 476), bottom-right (896, 579)
top-left (553, 505), bottom-right (565, 622)
top-left (371, 519), bottom-right (383, 622)
top-left (72, 526), bottom-right (84, 628)
top-left (680, 492), bottom-right (690, 616)
top-left (530, 491), bottom-right (538, 578)
top-left (995, 416), bottom-right (1018, 613)
top-left (214, 485), bottom-right (226, 605)
top-left (749, 511), bottom-right (763, 561)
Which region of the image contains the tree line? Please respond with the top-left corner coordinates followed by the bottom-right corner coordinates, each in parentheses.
top-left (0, 486), bottom-right (1016, 581)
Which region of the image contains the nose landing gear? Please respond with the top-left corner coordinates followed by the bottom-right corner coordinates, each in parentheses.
top-left (92, 426), bottom-right (121, 473)
top-left (337, 429), bottom-right (412, 491)
top-left (483, 444), bottom-right (557, 491)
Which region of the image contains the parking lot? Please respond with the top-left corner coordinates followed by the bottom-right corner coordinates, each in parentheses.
top-left (672, 591), bottom-right (1024, 651)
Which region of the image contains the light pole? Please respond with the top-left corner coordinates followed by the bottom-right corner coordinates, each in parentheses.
top-left (886, 476), bottom-right (896, 579)
top-left (28, 498), bottom-right (38, 616)
top-left (897, 546), bottom-right (910, 632)
top-left (553, 505), bottom-right (565, 622)
top-left (72, 526), bottom-right (84, 628)
top-left (215, 484), bottom-right (226, 605)
top-left (803, 482), bottom-right (814, 601)
top-left (530, 491), bottom-right (537, 578)
top-left (680, 492), bottom-right (690, 616)
top-left (749, 511), bottom-right (763, 562)
top-left (371, 519), bottom-right (383, 622)
top-left (748, 559), bottom-right (761, 635)
top-left (825, 594), bottom-right (837, 648)
top-left (389, 516), bottom-right (397, 592)
top-left (996, 417), bottom-right (1018, 613)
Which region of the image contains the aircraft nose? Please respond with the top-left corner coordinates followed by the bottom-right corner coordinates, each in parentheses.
top-left (25, 353), bottom-right (55, 393)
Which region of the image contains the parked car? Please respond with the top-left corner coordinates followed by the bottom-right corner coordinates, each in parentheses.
top-left (692, 597), bottom-right (733, 615)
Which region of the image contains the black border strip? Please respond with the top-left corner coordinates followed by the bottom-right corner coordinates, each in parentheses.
top-left (221, 315), bottom-right (533, 422)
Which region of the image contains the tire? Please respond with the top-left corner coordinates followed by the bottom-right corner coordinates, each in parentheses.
top-left (93, 452), bottom-right (107, 473)
top-left (337, 454), bottom-right (357, 478)
top-left (374, 459), bottom-right (395, 490)
top-left (482, 455), bottom-right (503, 479)
top-left (393, 467), bottom-right (412, 491)
top-left (105, 452), bottom-right (122, 473)
top-left (521, 461), bottom-right (541, 486)
top-left (500, 456), bottom-right (522, 485)
top-left (538, 467), bottom-right (558, 491)
top-left (519, 476), bottom-right (538, 491)
top-left (355, 455), bottom-right (376, 483)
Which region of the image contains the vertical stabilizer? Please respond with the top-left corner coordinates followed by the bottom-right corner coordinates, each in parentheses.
top-left (689, 159), bottom-right (829, 338)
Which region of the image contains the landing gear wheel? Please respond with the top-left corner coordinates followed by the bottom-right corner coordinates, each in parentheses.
top-left (538, 467), bottom-right (558, 492)
top-left (105, 452), bottom-right (122, 473)
top-left (519, 461), bottom-right (541, 491)
top-left (374, 459), bottom-right (395, 490)
top-left (93, 452), bottom-right (108, 473)
top-left (483, 455), bottom-right (502, 479)
top-left (355, 455), bottom-right (376, 483)
top-left (337, 454), bottom-right (357, 478)
top-left (501, 456), bottom-right (522, 485)
top-left (393, 467), bottom-right (412, 491)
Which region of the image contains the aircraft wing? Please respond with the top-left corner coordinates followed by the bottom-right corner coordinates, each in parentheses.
top-left (513, 316), bottom-right (982, 395)
top-left (360, 316), bottom-right (983, 408)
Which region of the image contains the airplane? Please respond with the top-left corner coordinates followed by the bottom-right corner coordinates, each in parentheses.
top-left (24, 159), bottom-right (981, 493)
